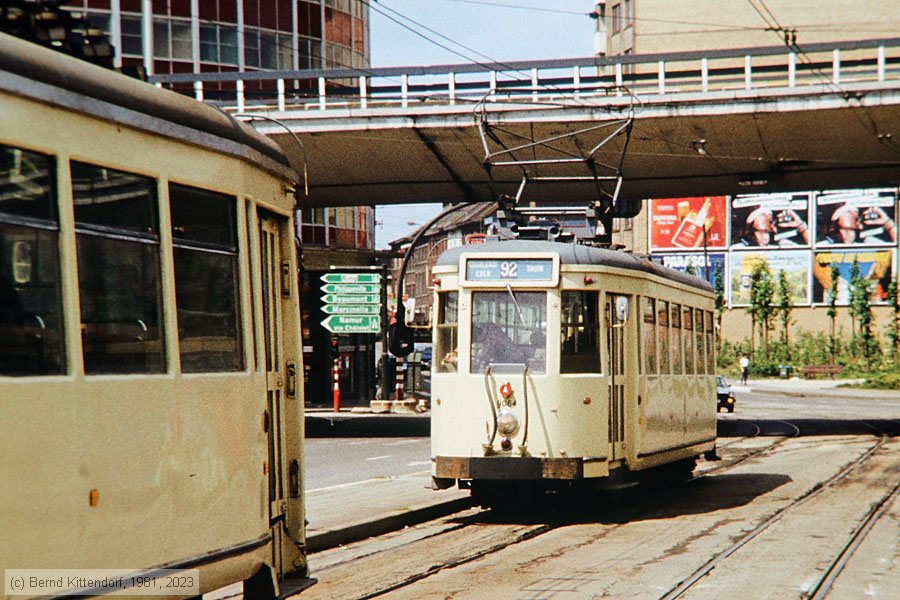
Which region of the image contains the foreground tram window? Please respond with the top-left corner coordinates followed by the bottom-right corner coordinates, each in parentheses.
top-left (169, 184), bottom-right (242, 372)
top-left (72, 162), bottom-right (165, 374)
top-left (0, 144), bottom-right (65, 375)
top-left (471, 291), bottom-right (546, 373)
top-left (560, 291), bottom-right (600, 373)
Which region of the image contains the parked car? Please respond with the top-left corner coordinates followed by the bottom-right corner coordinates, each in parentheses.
top-left (716, 375), bottom-right (736, 412)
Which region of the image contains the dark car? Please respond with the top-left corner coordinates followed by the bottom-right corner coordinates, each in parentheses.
top-left (716, 375), bottom-right (736, 412)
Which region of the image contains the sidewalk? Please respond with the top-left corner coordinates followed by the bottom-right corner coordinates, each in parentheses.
top-left (734, 377), bottom-right (900, 399)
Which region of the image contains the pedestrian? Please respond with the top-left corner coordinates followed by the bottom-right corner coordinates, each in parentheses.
top-left (739, 353), bottom-right (750, 385)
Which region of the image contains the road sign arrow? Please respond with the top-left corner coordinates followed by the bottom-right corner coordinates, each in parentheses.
top-left (321, 304), bottom-right (380, 315)
top-left (321, 314), bottom-right (381, 333)
top-left (321, 293), bottom-right (380, 304)
top-left (320, 283), bottom-right (380, 295)
top-left (321, 272), bottom-right (382, 284)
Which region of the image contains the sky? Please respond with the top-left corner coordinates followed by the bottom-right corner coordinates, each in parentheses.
top-left (368, 0), bottom-right (599, 247)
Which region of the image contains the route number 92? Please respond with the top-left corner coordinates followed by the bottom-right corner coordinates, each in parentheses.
top-left (499, 261), bottom-right (518, 278)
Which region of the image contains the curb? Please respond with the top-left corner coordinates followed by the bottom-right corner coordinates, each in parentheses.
top-left (306, 497), bottom-right (475, 553)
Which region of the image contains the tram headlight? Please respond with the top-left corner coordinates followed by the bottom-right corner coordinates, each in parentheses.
top-left (497, 407), bottom-right (520, 437)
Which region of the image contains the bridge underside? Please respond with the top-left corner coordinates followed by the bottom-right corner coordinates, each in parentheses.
top-left (264, 84), bottom-right (900, 207)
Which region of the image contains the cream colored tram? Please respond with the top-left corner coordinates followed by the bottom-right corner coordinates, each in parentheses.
top-left (430, 241), bottom-right (717, 504)
top-left (0, 35), bottom-right (308, 597)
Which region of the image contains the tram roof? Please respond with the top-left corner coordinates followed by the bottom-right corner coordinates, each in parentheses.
top-left (435, 240), bottom-right (713, 293)
top-left (0, 33), bottom-right (294, 179)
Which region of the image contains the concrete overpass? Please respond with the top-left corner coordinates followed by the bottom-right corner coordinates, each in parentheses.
top-left (150, 37), bottom-right (900, 208)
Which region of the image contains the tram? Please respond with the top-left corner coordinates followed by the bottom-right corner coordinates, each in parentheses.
top-left (0, 34), bottom-right (308, 597)
top-left (429, 240), bottom-right (717, 504)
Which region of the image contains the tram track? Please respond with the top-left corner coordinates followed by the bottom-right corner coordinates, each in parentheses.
top-left (657, 433), bottom-right (891, 600)
top-left (304, 421), bottom-right (808, 599)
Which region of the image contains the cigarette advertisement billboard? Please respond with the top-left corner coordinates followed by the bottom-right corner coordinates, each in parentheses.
top-left (812, 249), bottom-right (895, 304)
top-left (730, 192), bottom-right (811, 248)
top-left (650, 197), bottom-right (728, 251)
top-left (656, 252), bottom-right (726, 283)
top-left (729, 250), bottom-right (810, 306)
top-left (814, 189), bottom-right (898, 247)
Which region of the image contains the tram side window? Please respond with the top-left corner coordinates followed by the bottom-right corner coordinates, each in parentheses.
top-left (643, 297), bottom-right (656, 374)
top-left (435, 291), bottom-right (458, 373)
top-left (560, 291), bottom-right (600, 374)
top-left (72, 162), bottom-right (165, 374)
top-left (0, 145), bottom-right (65, 375)
top-left (670, 303), bottom-right (682, 375)
top-left (683, 306), bottom-right (694, 374)
top-left (657, 300), bottom-right (669, 374)
top-left (706, 311), bottom-right (715, 373)
top-left (170, 184), bottom-right (242, 372)
top-left (471, 291), bottom-right (547, 373)
top-left (695, 308), bottom-right (706, 374)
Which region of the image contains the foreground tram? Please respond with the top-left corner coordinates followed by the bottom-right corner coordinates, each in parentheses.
top-left (430, 241), bottom-right (717, 504)
top-left (0, 35), bottom-right (308, 597)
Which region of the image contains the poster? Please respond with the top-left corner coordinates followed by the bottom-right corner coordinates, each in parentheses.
top-left (814, 189), bottom-right (898, 247)
top-left (656, 252), bottom-right (726, 284)
top-left (729, 250), bottom-right (810, 306)
top-left (730, 192), bottom-right (811, 248)
top-left (650, 197), bottom-right (728, 250)
top-left (812, 249), bottom-right (895, 304)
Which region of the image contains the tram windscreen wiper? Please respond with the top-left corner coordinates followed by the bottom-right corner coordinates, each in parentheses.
top-left (506, 284), bottom-right (527, 326)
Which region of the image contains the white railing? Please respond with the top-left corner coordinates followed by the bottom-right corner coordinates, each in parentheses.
top-left (149, 37), bottom-right (900, 114)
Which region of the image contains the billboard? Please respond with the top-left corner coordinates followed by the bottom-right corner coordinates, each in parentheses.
top-left (656, 252), bottom-right (726, 283)
top-left (814, 189), bottom-right (897, 247)
top-left (650, 197), bottom-right (728, 250)
top-left (812, 249), bottom-right (895, 304)
top-left (730, 192), bottom-right (811, 248)
top-left (729, 250), bottom-right (810, 306)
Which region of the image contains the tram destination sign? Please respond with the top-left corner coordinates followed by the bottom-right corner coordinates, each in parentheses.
top-left (321, 314), bottom-right (381, 333)
top-left (465, 258), bottom-right (554, 282)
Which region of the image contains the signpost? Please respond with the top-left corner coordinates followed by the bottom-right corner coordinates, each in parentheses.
top-left (320, 272), bottom-right (382, 334)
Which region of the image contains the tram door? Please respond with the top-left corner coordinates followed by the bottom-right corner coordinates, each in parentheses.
top-left (259, 214), bottom-right (287, 574)
top-left (605, 295), bottom-right (630, 460)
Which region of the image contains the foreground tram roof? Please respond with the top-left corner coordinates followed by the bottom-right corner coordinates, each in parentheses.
top-left (435, 240), bottom-right (713, 293)
top-left (0, 33), bottom-right (295, 181)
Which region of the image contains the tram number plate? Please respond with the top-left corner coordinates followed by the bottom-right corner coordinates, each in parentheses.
top-left (465, 259), bottom-right (553, 282)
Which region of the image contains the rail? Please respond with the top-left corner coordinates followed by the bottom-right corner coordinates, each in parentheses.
top-left (149, 37), bottom-right (900, 114)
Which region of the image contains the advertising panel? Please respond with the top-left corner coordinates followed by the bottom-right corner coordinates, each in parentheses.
top-left (729, 250), bottom-right (810, 306)
top-left (730, 192), bottom-right (811, 248)
top-left (650, 197), bottom-right (728, 250)
top-left (814, 189), bottom-right (898, 247)
top-left (655, 252), bottom-right (726, 283)
top-left (811, 249), bottom-right (895, 304)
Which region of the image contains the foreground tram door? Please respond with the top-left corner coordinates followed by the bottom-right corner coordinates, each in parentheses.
top-left (605, 295), bottom-right (633, 462)
top-left (257, 212), bottom-right (307, 589)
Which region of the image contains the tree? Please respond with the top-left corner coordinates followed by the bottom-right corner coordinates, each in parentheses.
top-left (775, 269), bottom-right (793, 358)
top-left (825, 263), bottom-right (840, 361)
top-left (848, 258), bottom-right (877, 368)
top-left (713, 263), bottom-right (726, 347)
top-left (747, 259), bottom-right (775, 358)
top-left (685, 262), bottom-right (697, 277)
top-left (886, 280), bottom-right (900, 363)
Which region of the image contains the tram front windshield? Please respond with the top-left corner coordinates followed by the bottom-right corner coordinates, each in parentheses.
top-left (470, 291), bottom-right (546, 373)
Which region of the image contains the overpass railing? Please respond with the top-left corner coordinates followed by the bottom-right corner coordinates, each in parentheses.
top-left (149, 37), bottom-right (900, 114)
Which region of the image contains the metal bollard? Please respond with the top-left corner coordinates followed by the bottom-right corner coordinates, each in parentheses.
top-left (332, 358), bottom-right (341, 412)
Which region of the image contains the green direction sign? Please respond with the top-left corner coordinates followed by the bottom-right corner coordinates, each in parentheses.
top-left (321, 314), bottom-right (381, 333)
top-left (320, 283), bottom-right (380, 295)
top-left (321, 293), bottom-right (380, 305)
top-left (321, 272), bottom-right (382, 285)
top-left (321, 304), bottom-right (380, 315)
